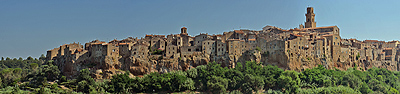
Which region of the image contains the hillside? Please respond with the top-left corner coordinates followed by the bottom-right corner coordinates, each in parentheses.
top-left (0, 58), bottom-right (399, 93)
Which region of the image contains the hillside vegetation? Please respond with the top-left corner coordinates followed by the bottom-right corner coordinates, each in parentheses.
top-left (0, 55), bottom-right (399, 93)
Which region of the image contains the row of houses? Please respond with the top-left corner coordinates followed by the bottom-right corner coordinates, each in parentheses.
top-left (46, 7), bottom-right (400, 72)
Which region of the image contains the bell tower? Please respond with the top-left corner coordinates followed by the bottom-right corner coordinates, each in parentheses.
top-left (305, 7), bottom-right (316, 28)
top-left (181, 27), bottom-right (187, 35)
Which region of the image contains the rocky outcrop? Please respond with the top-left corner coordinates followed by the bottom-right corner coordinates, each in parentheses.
top-left (54, 52), bottom-right (212, 79)
top-left (54, 49), bottom-right (399, 80)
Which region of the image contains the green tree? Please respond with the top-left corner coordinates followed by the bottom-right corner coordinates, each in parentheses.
top-left (207, 76), bottom-right (228, 93)
top-left (297, 86), bottom-right (361, 94)
top-left (277, 70), bottom-right (300, 93)
top-left (30, 63), bottom-right (38, 70)
top-left (359, 82), bottom-right (372, 94)
top-left (77, 69), bottom-right (96, 93)
top-left (43, 65), bottom-right (60, 81)
top-left (109, 72), bottom-right (132, 93)
top-left (341, 72), bottom-right (362, 90)
top-left (0, 68), bottom-right (16, 86)
top-left (261, 65), bottom-right (283, 90)
top-left (39, 54), bottom-right (46, 61)
top-left (243, 61), bottom-right (263, 76)
top-left (26, 56), bottom-right (33, 60)
top-left (225, 69), bottom-right (244, 90)
top-left (186, 68), bottom-right (198, 79)
top-left (241, 74), bottom-right (265, 93)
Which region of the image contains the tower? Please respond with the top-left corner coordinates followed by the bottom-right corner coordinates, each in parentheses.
top-left (305, 7), bottom-right (316, 28)
top-left (181, 27), bottom-right (187, 35)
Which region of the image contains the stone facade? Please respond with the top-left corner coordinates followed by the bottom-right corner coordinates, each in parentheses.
top-left (46, 7), bottom-right (400, 79)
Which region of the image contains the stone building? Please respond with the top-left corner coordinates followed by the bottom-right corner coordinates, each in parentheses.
top-left (46, 7), bottom-right (400, 78)
top-left (119, 43), bottom-right (132, 57)
top-left (132, 41), bottom-right (149, 59)
top-left (202, 39), bottom-right (215, 56)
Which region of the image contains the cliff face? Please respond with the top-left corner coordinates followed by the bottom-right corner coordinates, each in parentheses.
top-left (54, 52), bottom-right (211, 79)
top-left (53, 48), bottom-right (400, 80)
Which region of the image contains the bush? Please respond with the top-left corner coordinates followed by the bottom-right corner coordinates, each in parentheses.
top-left (297, 86), bottom-right (361, 94)
top-left (207, 76), bottom-right (228, 93)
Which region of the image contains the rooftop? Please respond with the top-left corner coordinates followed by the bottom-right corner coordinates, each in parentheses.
top-left (234, 30), bottom-right (244, 34)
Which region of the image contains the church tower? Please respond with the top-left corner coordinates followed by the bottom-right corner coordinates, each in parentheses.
top-left (305, 7), bottom-right (316, 28)
top-left (181, 27), bottom-right (187, 35)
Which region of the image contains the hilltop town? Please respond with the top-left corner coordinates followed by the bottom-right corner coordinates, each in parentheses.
top-left (46, 7), bottom-right (400, 79)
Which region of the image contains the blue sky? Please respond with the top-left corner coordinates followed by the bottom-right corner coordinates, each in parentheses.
top-left (1, 0), bottom-right (400, 58)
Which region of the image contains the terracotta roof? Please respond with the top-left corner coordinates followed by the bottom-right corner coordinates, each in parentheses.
top-left (118, 43), bottom-right (130, 45)
top-left (145, 35), bottom-right (153, 37)
top-left (227, 39), bottom-right (241, 41)
top-left (181, 27), bottom-right (187, 29)
top-left (363, 40), bottom-right (379, 42)
top-left (348, 39), bottom-right (356, 40)
top-left (76, 49), bottom-right (83, 52)
top-left (234, 30), bottom-right (244, 34)
top-left (290, 33), bottom-right (303, 37)
top-left (92, 42), bottom-right (106, 45)
top-left (388, 40), bottom-right (399, 43)
top-left (248, 39), bottom-right (256, 41)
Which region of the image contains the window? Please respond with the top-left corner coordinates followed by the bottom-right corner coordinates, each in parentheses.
top-left (188, 49), bottom-right (191, 51)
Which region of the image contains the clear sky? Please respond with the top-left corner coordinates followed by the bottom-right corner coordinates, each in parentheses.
top-left (1, 0), bottom-right (400, 58)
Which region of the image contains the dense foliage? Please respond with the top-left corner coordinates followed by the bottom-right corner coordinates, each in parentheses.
top-left (2, 55), bottom-right (400, 93)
